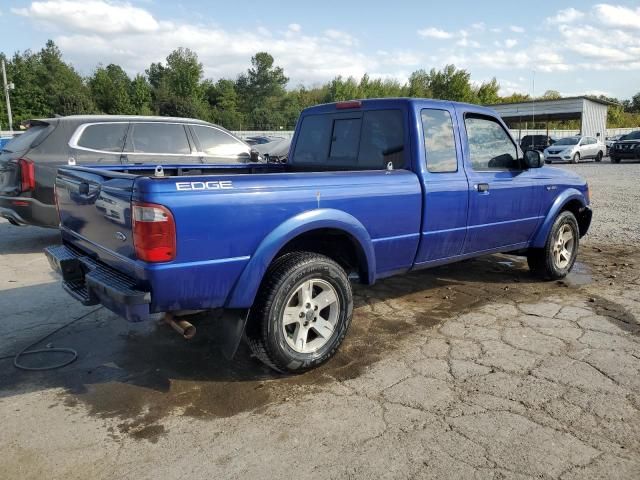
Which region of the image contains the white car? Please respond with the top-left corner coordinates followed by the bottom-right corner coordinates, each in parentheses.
top-left (543, 136), bottom-right (606, 164)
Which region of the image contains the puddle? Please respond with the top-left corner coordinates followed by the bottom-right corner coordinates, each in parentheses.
top-left (564, 261), bottom-right (593, 286)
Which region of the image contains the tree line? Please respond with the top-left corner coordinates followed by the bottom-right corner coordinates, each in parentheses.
top-left (1, 40), bottom-right (639, 131)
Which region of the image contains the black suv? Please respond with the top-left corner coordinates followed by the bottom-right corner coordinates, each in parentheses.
top-left (610, 130), bottom-right (640, 163)
top-left (520, 135), bottom-right (555, 152)
top-left (0, 115), bottom-right (256, 228)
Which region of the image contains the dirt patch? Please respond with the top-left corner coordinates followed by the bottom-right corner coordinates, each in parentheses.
top-left (59, 244), bottom-right (639, 441)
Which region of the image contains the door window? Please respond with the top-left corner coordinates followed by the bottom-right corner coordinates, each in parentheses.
top-left (77, 123), bottom-right (128, 152)
top-left (465, 116), bottom-right (519, 170)
top-left (422, 109), bottom-right (457, 173)
top-left (126, 123), bottom-right (191, 154)
top-left (192, 125), bottom-right (250, 158)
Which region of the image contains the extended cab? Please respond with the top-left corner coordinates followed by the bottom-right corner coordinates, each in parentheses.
top-left (45, 99), bottom-right (592, 372)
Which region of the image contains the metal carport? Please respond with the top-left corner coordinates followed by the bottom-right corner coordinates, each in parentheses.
top-left (487, 96), bottom-right (612, 139)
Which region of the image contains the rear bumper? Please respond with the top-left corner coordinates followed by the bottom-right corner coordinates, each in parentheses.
top-left (0, 195), bottom-right (58, 228)
top-left (44, 244), bottom-right (152, 322)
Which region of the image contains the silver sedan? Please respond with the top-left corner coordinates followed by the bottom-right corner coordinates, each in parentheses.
top-left (543, 136), bottom-right (606, 163)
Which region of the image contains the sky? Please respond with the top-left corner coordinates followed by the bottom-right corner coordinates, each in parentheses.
top-left (0, 0), bottom-right (639, 99)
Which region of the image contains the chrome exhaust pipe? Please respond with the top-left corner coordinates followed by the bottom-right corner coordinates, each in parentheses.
top-left (164, 313), bottom-right (196, 340)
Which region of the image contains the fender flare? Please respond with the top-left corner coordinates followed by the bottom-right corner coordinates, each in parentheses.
top-left (225, 208), bottom-right (376, 308)
top-left (531, 188), bottom-right (586, 248)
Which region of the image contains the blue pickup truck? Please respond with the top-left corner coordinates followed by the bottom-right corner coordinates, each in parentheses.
top-left (45, 98), bottom-right (592, 372)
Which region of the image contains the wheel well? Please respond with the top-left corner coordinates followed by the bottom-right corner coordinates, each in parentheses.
top-left (274, 228), bottom-right (369, 283)
top-left (561, 199), bottom-right (590, 236)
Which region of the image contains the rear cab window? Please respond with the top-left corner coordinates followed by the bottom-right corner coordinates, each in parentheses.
top-left (292, 109), bottom-right (405, 170)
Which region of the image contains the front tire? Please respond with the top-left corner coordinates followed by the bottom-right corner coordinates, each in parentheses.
top-left (572, 152), bottom-right (580, 164)
top-left (246, 252), bottom-right (353, 373)
top-left (527, 211), bottom-right (579, 280)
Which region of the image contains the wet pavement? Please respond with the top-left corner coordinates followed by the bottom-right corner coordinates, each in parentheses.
top-left (1, 217), bottom-right (639, 479)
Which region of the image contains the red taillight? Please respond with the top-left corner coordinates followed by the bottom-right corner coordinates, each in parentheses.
top-left (132, 202), bottom-right (176, 262)
top-left (336, 100), bottom-right (362, 109)
top-left (18, 158), bottom-right (35, 192)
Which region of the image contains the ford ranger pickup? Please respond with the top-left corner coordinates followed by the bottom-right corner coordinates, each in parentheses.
top-left (45, 98), bottom-right (592, 373)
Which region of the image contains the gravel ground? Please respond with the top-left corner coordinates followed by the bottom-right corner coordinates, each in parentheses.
top-left (556, 160), bottom-right (640, 245)
top-left (1, 162), bottom-right (640, 479)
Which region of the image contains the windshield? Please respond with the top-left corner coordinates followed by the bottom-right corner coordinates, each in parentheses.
top-left (554, 137), bottom-right (579, 146)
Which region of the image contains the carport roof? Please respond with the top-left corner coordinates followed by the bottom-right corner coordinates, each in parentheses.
top-left (485, 96), bottom-right (616, 123)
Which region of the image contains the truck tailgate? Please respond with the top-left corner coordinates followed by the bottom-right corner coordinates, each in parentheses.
top-left (56, 167), bottom-right (137, 260)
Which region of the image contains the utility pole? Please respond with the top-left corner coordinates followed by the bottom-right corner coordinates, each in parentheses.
top-left (2, 59), bottom-right (14, 134)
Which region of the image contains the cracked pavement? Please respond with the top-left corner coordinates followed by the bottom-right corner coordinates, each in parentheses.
top-left (1, 163), bottom-right (640, 479)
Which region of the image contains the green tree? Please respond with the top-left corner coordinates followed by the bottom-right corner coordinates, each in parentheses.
top-left (475, 78), bottom-right (500, 105)
top-left (427, 65), bottom-right (475, 102)
top-left (408, 69), bottom-right (432, 98)
top-left (129, 74), bottom-right (153, 115)
top-left (236, 52), bottom-right (288, 127)
top-left (165, 47), bottom-right (203, 99)
top-left (205, 79), bottom-right (244, 129)
top-left (541, 90), bottom-right (562, 100)
top-left (89, 64), bottom-right (133, 114)
top-left (38, 40), bottom-right (94, 116)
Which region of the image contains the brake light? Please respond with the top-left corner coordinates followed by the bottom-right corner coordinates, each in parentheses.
top-left (336, 100), bottom-right (362, 110)
top-left (18, 158), bottom-right (35, 192)
top-left (132, 202), bottom-right (176, 262)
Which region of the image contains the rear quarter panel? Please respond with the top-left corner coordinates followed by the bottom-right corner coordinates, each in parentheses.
top-left (136, 170), bottom-right (422, 311)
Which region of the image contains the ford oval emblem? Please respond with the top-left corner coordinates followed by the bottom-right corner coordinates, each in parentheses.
top-left (115, 231), bottom-right (127, 242)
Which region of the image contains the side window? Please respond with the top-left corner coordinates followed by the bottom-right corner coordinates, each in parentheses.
top-left (192, 125), bottom-right (250, 158)
top-left (358, 110), bottom-right (405, 169)
top-left (77, 124), bottom-right (128, 152)
top-left (465, 116), bottom-right (519, 171)
top-left (126, 123), bottom-right (191, 154)
top-left (422, 109), bottom-right (457, 173)
top-left (329, 118), bottom-right (361, 164)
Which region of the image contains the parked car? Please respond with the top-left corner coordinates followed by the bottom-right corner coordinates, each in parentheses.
top-left (45, 98), bottom-right (591, 373)
top-left (520, 135), bottom-right (555, 152)
top-left (0, 115), bottom-right (258, 228)
top-left (609, 130), bottom-right (640, 163)
top-left (543, 135), bottom-right (605, 163)
top-left (605, 134), bottom-right (623, 155)
top-left (252, 137), bottom-right (291, 163)
top-left (245, 135), bottom-right (284, 146)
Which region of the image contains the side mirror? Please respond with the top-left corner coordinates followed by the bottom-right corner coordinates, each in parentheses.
top-left (524, 150), bottom-right (543, 169)
top-left (250, 149), bottom-right (260, 162)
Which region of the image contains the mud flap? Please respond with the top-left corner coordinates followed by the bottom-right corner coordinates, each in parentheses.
top-left (219, 308), bottom-right (251, 360)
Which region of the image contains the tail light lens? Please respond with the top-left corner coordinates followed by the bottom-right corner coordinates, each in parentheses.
top-left (18, 158), bottom-right (35, 192)
top-left (132, 202), bottom-right (176, 262)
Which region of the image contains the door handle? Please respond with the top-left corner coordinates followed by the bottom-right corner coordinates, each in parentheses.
top-left (475, 183), bottom-right (490, 193)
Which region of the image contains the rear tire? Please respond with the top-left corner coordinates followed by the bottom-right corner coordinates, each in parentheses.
top-left (246, 252), bottom-right (353, 373)
top-left (595, 151), bottom-right (603, 162)
top-left (527, 211), bottom-right (579, 280)
top-left (611, 156), bottom-right (620, 163)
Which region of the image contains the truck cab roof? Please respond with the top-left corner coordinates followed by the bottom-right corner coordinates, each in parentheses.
top-left (302, 97), bottom-right (500, 117)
